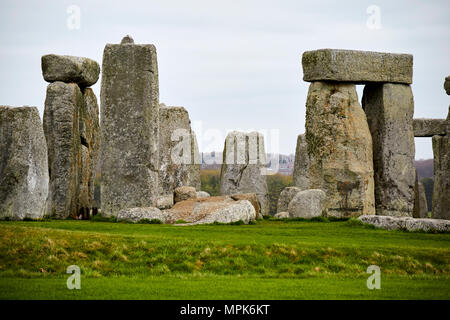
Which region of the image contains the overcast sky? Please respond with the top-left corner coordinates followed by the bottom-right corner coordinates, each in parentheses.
top-left (1, 0), bottom-right (449, 159)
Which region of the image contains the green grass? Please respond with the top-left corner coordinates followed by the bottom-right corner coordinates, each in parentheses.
top-left (0, 219), bottom-right (449, 299)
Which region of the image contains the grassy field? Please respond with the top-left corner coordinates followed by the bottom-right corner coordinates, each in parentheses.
top-left (0, 218), bottom-right (449, 299)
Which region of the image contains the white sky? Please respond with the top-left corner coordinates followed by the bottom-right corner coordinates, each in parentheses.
top-left (1, 0), bottom-right (449, 159)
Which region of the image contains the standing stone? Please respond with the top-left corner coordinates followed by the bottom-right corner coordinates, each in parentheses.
top-left (292, 134), bottom-right (310, 189)
top-left (0, 106), bottom-right (49, 220)
top-left (43, 82), bottom-right (83, 218)
top-left (159, 105), bottom-right (200, 195)
top-left (78, 88), bottom-right (99, 212)
top-left (413, 170), bottom-right (428, 218)
top-left (100, 36), bottom-right (160, 217)
top-left (306, 82), bottom-right (375, 217)
top-left (219, 131), bottom-right (269, 215)
top-left (302, 49), bottom-right (413, 84)
top-left (362, 83), bottom-right (416, 217)
top-left (432, 134), bottom-right (450, 219)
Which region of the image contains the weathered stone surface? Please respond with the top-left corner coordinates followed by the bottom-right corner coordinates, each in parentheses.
top-left (120, 35), bottom-right (134, 45)
top-left (78, 88), bottom-right (99, 211)
top-left (444, 76), bottom-right (450, 95)
top-left (196, 191), bottom-right (210, 198)
top-left (274, 211), bottom-right (290, 219)
top-left (413, 171), bottom-right (428, 218)
top-left (159, 105), bottom-right (201, 195)
top-left (165, 196), bottom-right (256, 225)
top-left (413, 118), bottom-right (445, 137)
top-left (277, 186), bottom-right (302, 213)
top-left (154, 194), bottom-right (174, 210)
top-left (219, 131), bottom-right (269, 215)
top-left (42, 54), bottom-right (100, 87)
top-left (44, 82), bottom-right (83, 218)
top-left (100, 37), bottom-right (160, 217)
top-left (358, 215), bottom-right (450, 232)
top-left (302, 49), bottom-right (413, 84)
top-left (0, 106), bottom-right (49, 220)
top-left (306, 82), bottom-right (375, 217)
top-left (117, 207), bottom-right (167, 223)
top-left (288, 189), bottom-right (327, 219)
top-left (362, 83), bottom-right (415, 217)
top-left (432, 134), bottom-right (450, 220)
top-left (174, 186), bottom-right (197, 203)
top-left (231, 193), bottom-right (261, 218)
top-left (292, 134), bottom-right (310, 189)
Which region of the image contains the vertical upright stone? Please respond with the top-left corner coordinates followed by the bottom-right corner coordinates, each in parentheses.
top-left (362, 83), bottom-right (416, 217)
top-left (100, 36), bottom-right (159, 217)
top-left (219, 131), bottom-right (269, 215)
top-left (78, 88), bottom-right (100, 212)
top-left (432, 134), bottom-right (450, 219)
top-left (293, 134), bottom-right (310, 190)
top-left (306, 82), bottom-right (375, 217)
top-left (413, 170), bottom-right (428, 218)
top-left (0, 106), bottom-right (49, 220)
top-left (43, 82), bottom-right (82, 218)
top-left (159, 105), bottom-right (200, 195)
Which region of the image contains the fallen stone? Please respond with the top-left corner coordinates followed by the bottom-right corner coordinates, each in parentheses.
top-left (0, 106), bottom-right (49, 220)
top-left (41, 54), bottom-right (100, 87)
top-left (292, 134), bottom-right (310, 189)
top-left (100, 36), bottom-right (160, 217)
top-left (159, 105), bottom-right (201, 195)
top-left (432, 134), bottom-right (450, 220)
top-left (358, 215), bottom-right (450, 232)
top-left (196, 191), bottom-right (211, 198)
top-left (277, 186), bottom-right (302, 213)
top-left (219, 131), bottom-right (269, 215)
top-left (413, 171), bottom-right (428, 219)
top-left (362, 83), bottom-right (415, 217)
top-left (174, 186), bottom-right (197, 203)
top-left (302, 49), bottom-right (413, 84)
top-left (274, 211), bottom-right (290, 219)
top-left (165, 196), bottom-right (256, 225)
top-left (444, 76), bottom-right (450, 95)
top-left (413, 118), bottom-right (446, 137)
top-left (43, 81), bottom-right (83, 218)
top-left (306, 82), bottom-right (375, 217)
top-left (288, 189), bottom-right (327, 219)
top-left (231, 193), bottom-right (261, 218)
top-left (154, 194), bottom-right (174, 210)
top-left (117, 207), bottom-right (167, 223)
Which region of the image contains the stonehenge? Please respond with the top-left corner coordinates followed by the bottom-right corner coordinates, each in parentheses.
top-left (0, 106), bottom-right (49, 220)
top-left (219, 131), bottom-right (269, 216)
top-left (287, 49), bottom-right (421, 219)
top-left (1, 37), bottom-right (448, 224)
top-left (42, 55), bottom-right (100, 219)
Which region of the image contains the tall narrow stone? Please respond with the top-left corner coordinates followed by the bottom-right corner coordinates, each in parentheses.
top-left (219, 131), bottom-right (269, 215)
top-left (306, 82), bottom-right (375, 218)
top-left (0, 106), bottom-right (49, 220)
top-left (43, 82), bottom-right (82, 218)
top-left (432, 134), bottom-right (450, 219)
top-left (413, 170), bottom-right (428, 219)
top-left (78, 88), bottom-right (100, 211)
top-left (292, 134), bottom-right (310, 190)
top-left (362, 83), bottom-right (415, 217)
top-left (159, 105), bottom-right (200, 195)
top-left (100, 36), bottom-right (159, 217)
